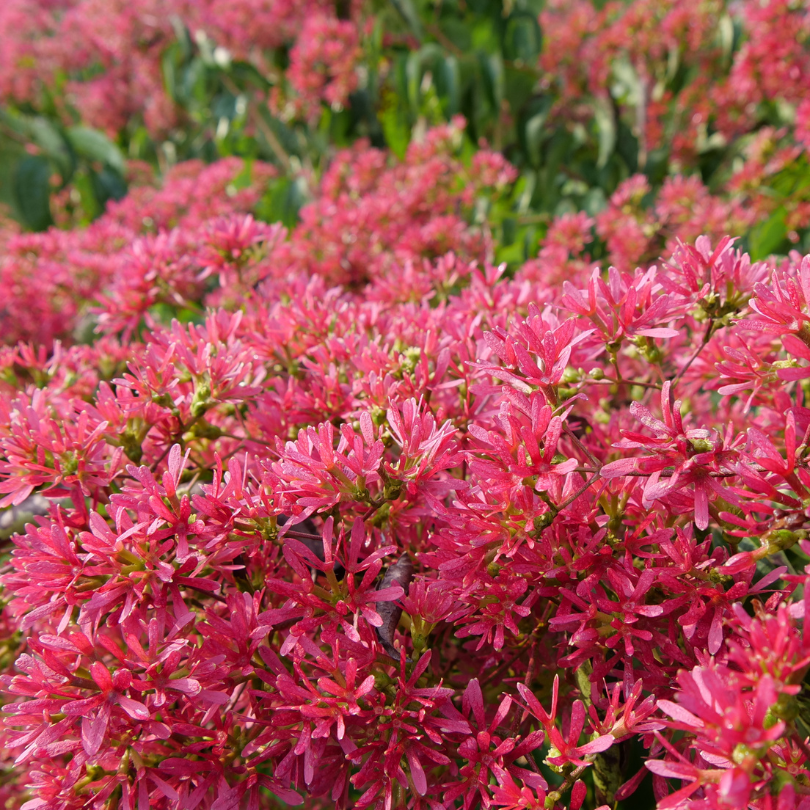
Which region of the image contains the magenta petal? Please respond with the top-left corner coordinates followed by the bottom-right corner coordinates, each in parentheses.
top-left (463, 678), bottom-right (486, 729)
top-left (576, 733), bottom-right (614, 755)
top-left (81, 703), bottom-right (110, 756)
top-left (656, 700), bottom-right (703, 728)
top-left (636, 327), bottom-right (679, 338)
top-left (718, 768), bottom-right (752, 807)
top-left (601, 458), bottom-right (638, 478)
top-left (708, 606), bottom-right (723, 654)
top-left (645, 759), bottom-right (699, 780)
top-left (118, 696), bottom-right (150, 720)
top-left (693, 485), bottom-right (709, 530)
top-left (405, 748), bottom-right (427, 795)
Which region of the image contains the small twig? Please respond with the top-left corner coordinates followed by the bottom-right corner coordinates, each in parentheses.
top-left (150, 441), bottom-right (177, 472)
top-left (184, 583), bottom-right (226, 603)
top-left (619, 468), bottom-right (737, 479)
top-left (549, 763), bottom-right (590, 804)
top-left (553, 473), bottom-right (600, 514)
top-left (253, 112), bottom-right (292, 174)
top-left (425, 23), bottom-right (461, 55)
top-left (486, 635), bottom-right (537, 694)
top-left (283, 529), bottom-right (325, 542)
top-left (584, 378), bottom-right (662, 390)
top-left (563, 424), bottom-right (601, 469)
top-left (220, 73), bottom-right (292, 173)
top-left (674, 319), bottom-right (715, 385)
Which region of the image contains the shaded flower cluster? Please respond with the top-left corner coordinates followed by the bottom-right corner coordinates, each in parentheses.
top-left (4, 0), bottom-right (810, 806)
top-left (0, 0), bottom-right (351, 136)
top-left (0, 121), bottom-right (513, 347)
top-left (0, 117), bottom-right (809, 810)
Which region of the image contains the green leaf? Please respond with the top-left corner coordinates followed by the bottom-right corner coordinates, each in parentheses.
top-left (406, 51), bottom-right (422, 111)
top-left (256, 111), bottom-right (300, 161)
top-left (611, 56), bottom-right (643, 107)
top-left (13, 156), bottom-right (53, 232)
top-left (503, 13), bottom-right (542, 63)
top-left (229, 60), bottom-right (271, 90)
top-left (471, 19), bottom-right (499, 52)
top-left (480, 53), bottom-right (505, 112)
top-left (181, 59), bottom-right (207, 108)
top-left (0, 139), bottom-right (25, 215)
top-left (524, 111), bottom-right (547, 168)
top-left (162, 43), bottom-right (180, 102)
top-left (73, 169), bottom-right (103, 222)
top-left (419, 43), bottom-right (444, 69)
top-left (439, 56), bottom-right (461, 117)
top-left (380, 101), bottom-right (410, 160)
top-left (494, 240), bottom-right (525, 265)
top-left (594, 97), bottom-right (616, 169)
top-left (93, 166), bottom-right (128, 204)
top-left (512, 172), bottom-right (536, 215)
top-left (504, 66), bottom-right (538, 115)
top-left (66, 127), bottom-right (126, 175)
top-left (503, 214), bottom-right (519, 244)
top-left (583, 187), bottom-right (607, 216)
top-left (255, 177), bottom-right (306, 228)
top-left (616, 119), bottom-right (638, 173)
top-left (390, 0), bottom-right (423, 40)
top-left (168, 13), bottom-right (193, 59)
top-left (29, 118), bottom-right (72, 178)
top-left (438, 19), bottom-right (471, 52)
top-left (749, 208), bottom-right (788, 260)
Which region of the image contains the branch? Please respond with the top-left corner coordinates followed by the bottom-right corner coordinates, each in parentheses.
top-left (674, 319), bottom-right (715, 385)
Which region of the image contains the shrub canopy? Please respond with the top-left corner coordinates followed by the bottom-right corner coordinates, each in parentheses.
top-left (1, 2), bottom-right (810, 809)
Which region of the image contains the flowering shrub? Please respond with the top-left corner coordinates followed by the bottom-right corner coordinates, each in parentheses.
top-left (0, 0), bottom-right (340, 137)
top-left (3, 160), bottom-right (810, 807)
top-left (0, 119), bottom-right (513, 347)
top-left (3, 1), bottom-right (810, 809)
top-left (4, 0), bottom-right (810, 252)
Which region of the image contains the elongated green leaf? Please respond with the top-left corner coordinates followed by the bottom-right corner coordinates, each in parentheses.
top-left (256, 110), bottom-right (300, 159)
top-left (66, 127), bottom-right (126, 175)
top-left (380, 102), bottom-right (410, 160)
top-left (229, 60), bottom-right (271, 90)
top-left (525, 112), bottom-right (547, 168)
top-left (406, 51), bottom-right (422, 111)
top-left (481, 53), bottom-right (505, 112)
top-left (504, 13), bottom-right (542, 63)
top-left (29, 118), bottom-right (72, 178)
top-left (749, 208), bottom-right (788, 260)
top-left (594, 97), bottom-right (616, 169)
top-left (13, 156), bottom-right (53, 232)
top-left (162, 43), bottom-right (179, 101)
top-left (255, 177), bottom-right (306, 228)
top-left (93, 166), bottom-right (128, 204)
top-left (390, 0), bottom-right (423, 40)
top-left (440, 56), bottom-right (461, 117)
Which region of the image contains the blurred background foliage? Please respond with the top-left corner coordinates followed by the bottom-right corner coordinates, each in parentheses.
top-left (1, 0), bottom-right (809, 265)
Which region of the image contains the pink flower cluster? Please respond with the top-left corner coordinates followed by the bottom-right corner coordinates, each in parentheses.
top-left (286, 14), bottom-right (362, 120)
top-left (526, 143), bottom-right (810, 281)
top-left (0, 158), bottom-right (277, 347)
top-left (0, 0), bottom-right (354, 136)
top-left (1, 117), bottom-right (810, 809)
top-left (0, 120), bottom-right (514, 347)
top-left (542, 0), bottom-right (810, 157)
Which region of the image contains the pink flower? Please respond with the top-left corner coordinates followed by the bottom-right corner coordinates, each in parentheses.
top-left (287, 14), bottom-right (361, 118)
top-left (601, 381), bottom-right (742, 530)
